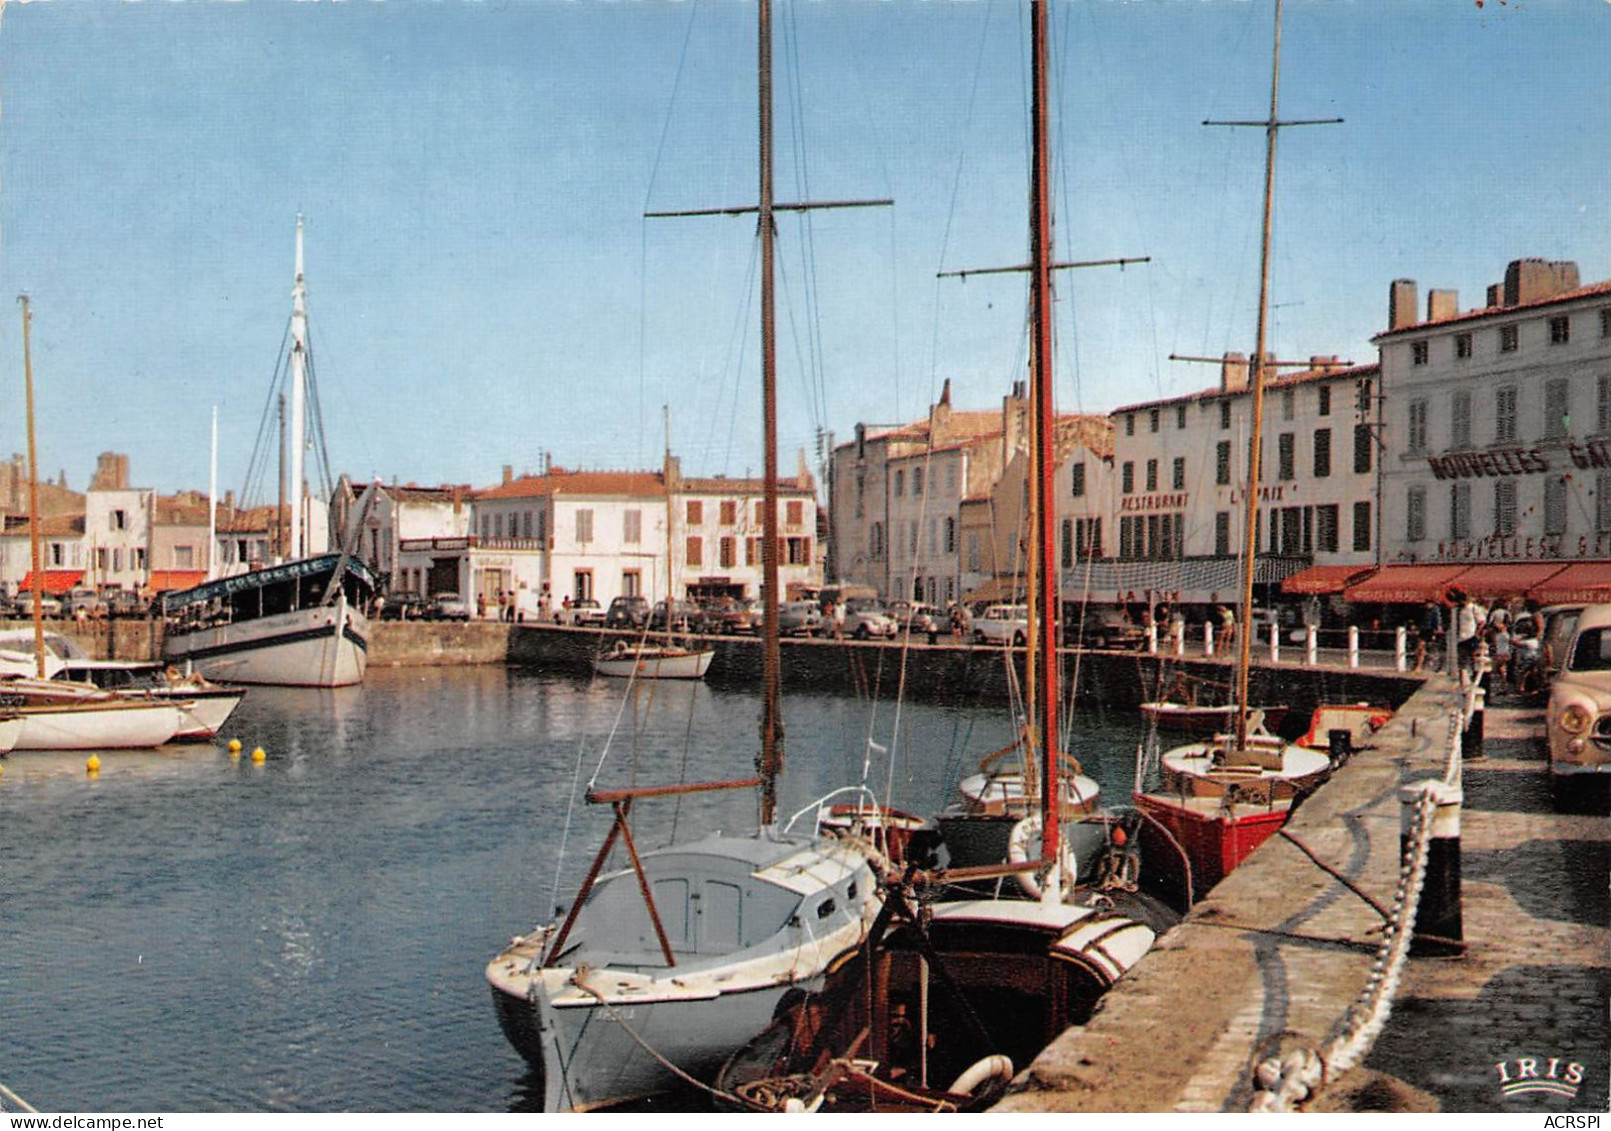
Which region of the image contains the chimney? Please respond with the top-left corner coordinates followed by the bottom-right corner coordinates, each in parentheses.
top-left (1220, 351), bottom-right (1249, 393)
top-left (940, 378), bottom-right (951, 407)
top-left (1504, 258), bottom-right (1580, 307)
top-left (1427, 289), bottom-right (1458, 323)
top-left (502, 464), bottom-right (513, 486)
top-left (1389, 278), bottom-right (1418, 331)
top-left (1486, 283), bottom-right (1504, 308)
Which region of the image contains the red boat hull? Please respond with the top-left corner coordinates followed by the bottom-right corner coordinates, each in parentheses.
top-left (1132, 791), bottom-right (1293, 901)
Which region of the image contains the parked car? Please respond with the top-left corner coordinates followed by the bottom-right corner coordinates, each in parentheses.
top-left (778, 599), bottom-right (823, 637)
top-left (973, 604), bottom-right (1030, 646)
top-left (380, 593), bottom-right (428, 621)
top-left (841, 598), bottom-right (897, 641)
top-left (104, 589), bottom-right (148, 618)
top-left (888, 601), bottom-right (943, 637)
top-left (10, 592), bottom-right (62, 619)
top-left (604, 596), bottom-right (651, 631)
top-left (1544, 602), bottom-right (1611, 812)
top-left (1070, 607), bottom-right (1146, 651)
top-left (564, 598), bottom-right (606, 627)
top-left (705, 598), bottom-right (760, 635)
top-left (427, 592), bottom-right (472, 621)
top-left (649, 599), bottom-right (708, 634)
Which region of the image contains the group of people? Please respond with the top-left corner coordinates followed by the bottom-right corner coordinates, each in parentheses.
top-left (1412, 587), bottom-right (1545, 694)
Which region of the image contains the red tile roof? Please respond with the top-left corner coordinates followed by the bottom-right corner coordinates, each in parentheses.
top-left (1375, 279), bottom-right (1611, 340)
top-left (476, 469), bottom-right (666, 501)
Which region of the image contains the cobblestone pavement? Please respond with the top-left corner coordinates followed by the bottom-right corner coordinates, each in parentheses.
top-left (1359, 697), bottom-right (1609, 1113)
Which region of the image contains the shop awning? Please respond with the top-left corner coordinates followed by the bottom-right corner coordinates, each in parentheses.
top-left (146, 570), bottom-right (209, 593)
top-left (1446, 562), bottom-right (1570, 602)
top-left (1343, 563), bottom-right (1471, 605)
top-left (1281, 564), bottom-right (1376, 596)
top-left (962, 576), bottom-right (1027, 607)
top-left (16, 570), bottom-right (83, 594)
top-left (1523, 561), bottom-right (1611, 606)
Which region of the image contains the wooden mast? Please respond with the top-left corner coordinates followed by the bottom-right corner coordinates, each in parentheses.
top-left (756, 0), bottom-right (783, 826)
top-left (19, 296), bottom-right (45, 678)
top-left (1029, 1), bottom-right (1061, 874)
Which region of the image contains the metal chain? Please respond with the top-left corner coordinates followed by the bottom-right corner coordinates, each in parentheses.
top-left (1247, 708), bottom-right (1460, 1112)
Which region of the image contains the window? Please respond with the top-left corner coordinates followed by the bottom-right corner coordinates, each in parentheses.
top-left (1544, 378), bottom-right (1570, 439)
top-left (575, 508), bottom-right (594, 543)
top-left (1318, 385), bottom-right (1331, 416)
top-left (1317, 504), bottom-right (1339, 553)
top-left (1356, 377), bottom-right (1374, 417)
top-left (624, 509), bottom-right (641, 543)
top-left (1172, 457), bottom-right (1186, 491)
top-left (1545, 475), bottom-right (1569, 536)
top-left (1176, 404), bottom-right (1187, 429)
top-left (1214, 511), bottom-right (1231, 556)
top-left (1600, 375), bottom-right (1611, 434)
top-left (494, 513), bottom-right (504, 538)
top-left (1220, 401), bottom-right (1232, 430)
top-left (1411, 340), bottom-right (1429, 366)
top-left (133, 548), bottom-right (145, 571)
top-left (1070, 462), bottom-right (1086, 497)
top-left (1352, 501), bottom-right (1372, 552)
top-left (111, 509), bottom-right (127, 531)
top-left (1408, 399), bottom-right (1429, 454)
top-left (1485, 479), bottom-right (1515, 539)
top-left (573, 570), bottom-right (593, 601)
top-left (1313, 428), bottom-right (1332, 478)
top-left (1121, 462), bottom-right (1134, 494)
top-left (1496, 385), bottom-right (1519, 444)
top-left (1602, 308), bottom-right (1611, 339)
top-left (1149, 408), bottom-right (1160, 433)
top-left (912, 467), bottom-right (924, 496)
top-left (871, 522), bottom-right (885, 561)
top-left (686, 500), bottom-right (703, 524)
top-left (1500, 323), bottom-right (1519, 352)
top-left (1407, 486), bottom-right (1426, 542)
top-left (686, 535), bottom-right (703, 566)
top-left (536, 509), bottom-right (547, 542)
top-left (622, 570), bottom-right (641, 597)
top-left (96, 548), bottom-right (108, 572)
top-left (786, 500), bottom-right (803, 527)
top-left (755, 501), bottom-right (765, 526)
top-left (1455, 333), bottom-right (1472, 360)
top-left (1450, 390), bottom-right (1471, 450)
top-left (1216, 440), bottom-right (1232, 486)
top-left (1145, 459), bottom-right (1158, 492)
top-left (1077, 517), bottom-right (1103, 558)
top-left (1550, 316), bottom-right (1570, 345)
top-left (893, 470), bottom-right (904, 497)
top-left (944, 517), bottom-right (955, 553)
top-left (174, 545), bottom-right (194, 568)
top-left (966, 532), bottom-right (979, 572)
top-left (1277, 433), bottom-right (1295, 481)
top-left (1282, 389), bottom-right (1295, 420)
top-left (719, 537), bottom-right (735, 568)
top-left (785, 537), bottom-right (811, 566)
top-left (1125, 414), bottom-right (1135, 436)
top-left (720, 500), bottom-right (737, 525)
top-left (908, 521), bottom-right (919, 556)
top-left (522, 511), bottom-right (533, 539)
top-left (1060, 519), bottom-right (1073, 570)
top-left (1450, 483), bottom-right (1471, 540)
top-left (1599, 472), bottom-right (1611, 533)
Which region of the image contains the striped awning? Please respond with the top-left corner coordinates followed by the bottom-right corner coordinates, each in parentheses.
top-left (1281, 564), bottom-right (1376, 596)
top-left (1447, 562), bottom-right (1570, 602)
top-left (1343, 564), bottom-right (1471, 605)
top-left (1523, 561), bottom-right (1611, 606)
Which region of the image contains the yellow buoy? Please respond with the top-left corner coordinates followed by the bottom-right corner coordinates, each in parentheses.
top-left (251, 747), bottom-right (266, 764)
top-left (228, 738), bottom-right (242, 753)
top-left (86, 754), bottom-right (101, 774)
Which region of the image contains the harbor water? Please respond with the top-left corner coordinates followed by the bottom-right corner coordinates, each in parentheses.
top-left (0, 664), bottom-right (1149, 1112)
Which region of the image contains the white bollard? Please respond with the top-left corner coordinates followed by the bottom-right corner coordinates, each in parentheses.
top-left (1174, 623), bottom-right (1186, 656)
top-left (1146, 623), bottom-right (1158, 654)
top-left (1306, 626), bottom-right (1318, 667)
top-left (1395, 625), bottom-right (1408, 672)
top-left (1204, 621), bottom-right (1215, 656)
top-left (1348, 624), bottom-right (1360, 669)
top-left (1269, 623), bottom-right (1280, 664)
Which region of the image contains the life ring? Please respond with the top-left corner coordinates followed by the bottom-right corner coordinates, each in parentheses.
top-left (948, 1054), bottom-right (1014, 1098)
top-left (1007, 814), bottom-right (1076, 901)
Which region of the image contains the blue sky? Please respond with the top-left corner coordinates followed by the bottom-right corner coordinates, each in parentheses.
top-left (1, 0), bottom-right (1607, 500)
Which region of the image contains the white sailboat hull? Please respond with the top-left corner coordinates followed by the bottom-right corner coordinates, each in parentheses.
top-left (592, 645), bottom-right (714, 680)
top-left (164, 601), bottom-right (367, 688)
top-left (12, 701), bottom-right (183, 750)
top-left (0, 715), bottom-right (24, 754)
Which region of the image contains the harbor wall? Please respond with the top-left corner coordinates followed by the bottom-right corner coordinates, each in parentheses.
top-left (0, 618), bottom-right (163, 663)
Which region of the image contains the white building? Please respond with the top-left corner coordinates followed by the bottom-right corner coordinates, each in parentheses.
top-left (344, 481), bottom-right (473, 594)
top-left (1363, 258), bottom-right (1611, 608)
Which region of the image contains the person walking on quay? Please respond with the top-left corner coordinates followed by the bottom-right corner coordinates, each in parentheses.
top-left (1413, 598), bottom-right (1445, 674)
top-left (1449, 587), bottom-right (1485, 680)
top-left (1489, 617), bottom-right (1513, 693)
top-left (1216, 602), bottom-right (1236, 650)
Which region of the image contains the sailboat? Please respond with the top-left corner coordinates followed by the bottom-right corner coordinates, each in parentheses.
top-left (486, 4), bottom-right (882, 1111)
top-left (592, 416), bottom-right (715, 681)
top-left (159, 219), bottom-right (375, 688)
top-left (1132, 0), bottom-right (1335, 900)
top-left (717, 6), bottom-right (1172, 1110)
top-left (2, 297), bottom-right (184, 752)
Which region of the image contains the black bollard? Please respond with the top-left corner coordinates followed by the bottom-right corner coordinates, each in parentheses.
top-left (1402, 782), bottom-right (1465, 956)
top-left (1462, 686), bottom-right (1486, 762)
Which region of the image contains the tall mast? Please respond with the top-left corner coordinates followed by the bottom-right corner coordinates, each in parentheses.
top-left (1029, 1), bottom-right (1061, 875)
top-left (289, 215), bottom-right (309, 560)
top-left (208, 406), bottom-right (218, 579)
top-left (19, 296), bottom-right (45, 678)
top-left (757, 0), bottom-right (783, 826)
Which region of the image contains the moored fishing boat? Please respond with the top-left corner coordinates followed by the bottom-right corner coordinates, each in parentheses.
top-left (0, 677), bottom-right (185, 750)
top-left (592, 640), bottom-right (714, 680)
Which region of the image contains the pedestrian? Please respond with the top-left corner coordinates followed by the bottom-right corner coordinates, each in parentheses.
top-left (1217, 603), bottom-right (1236, 650)
top-left (1450, 587), bottom-right (1481, 678)
top-left (1489, 620), bottom-right (1513, 692)
top-left (476, 592), bottom-right (488, 620)
top-left (833, 599), bottom-right (847, 640)
top-left (1414, 597), bottom-right (1445, 673)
